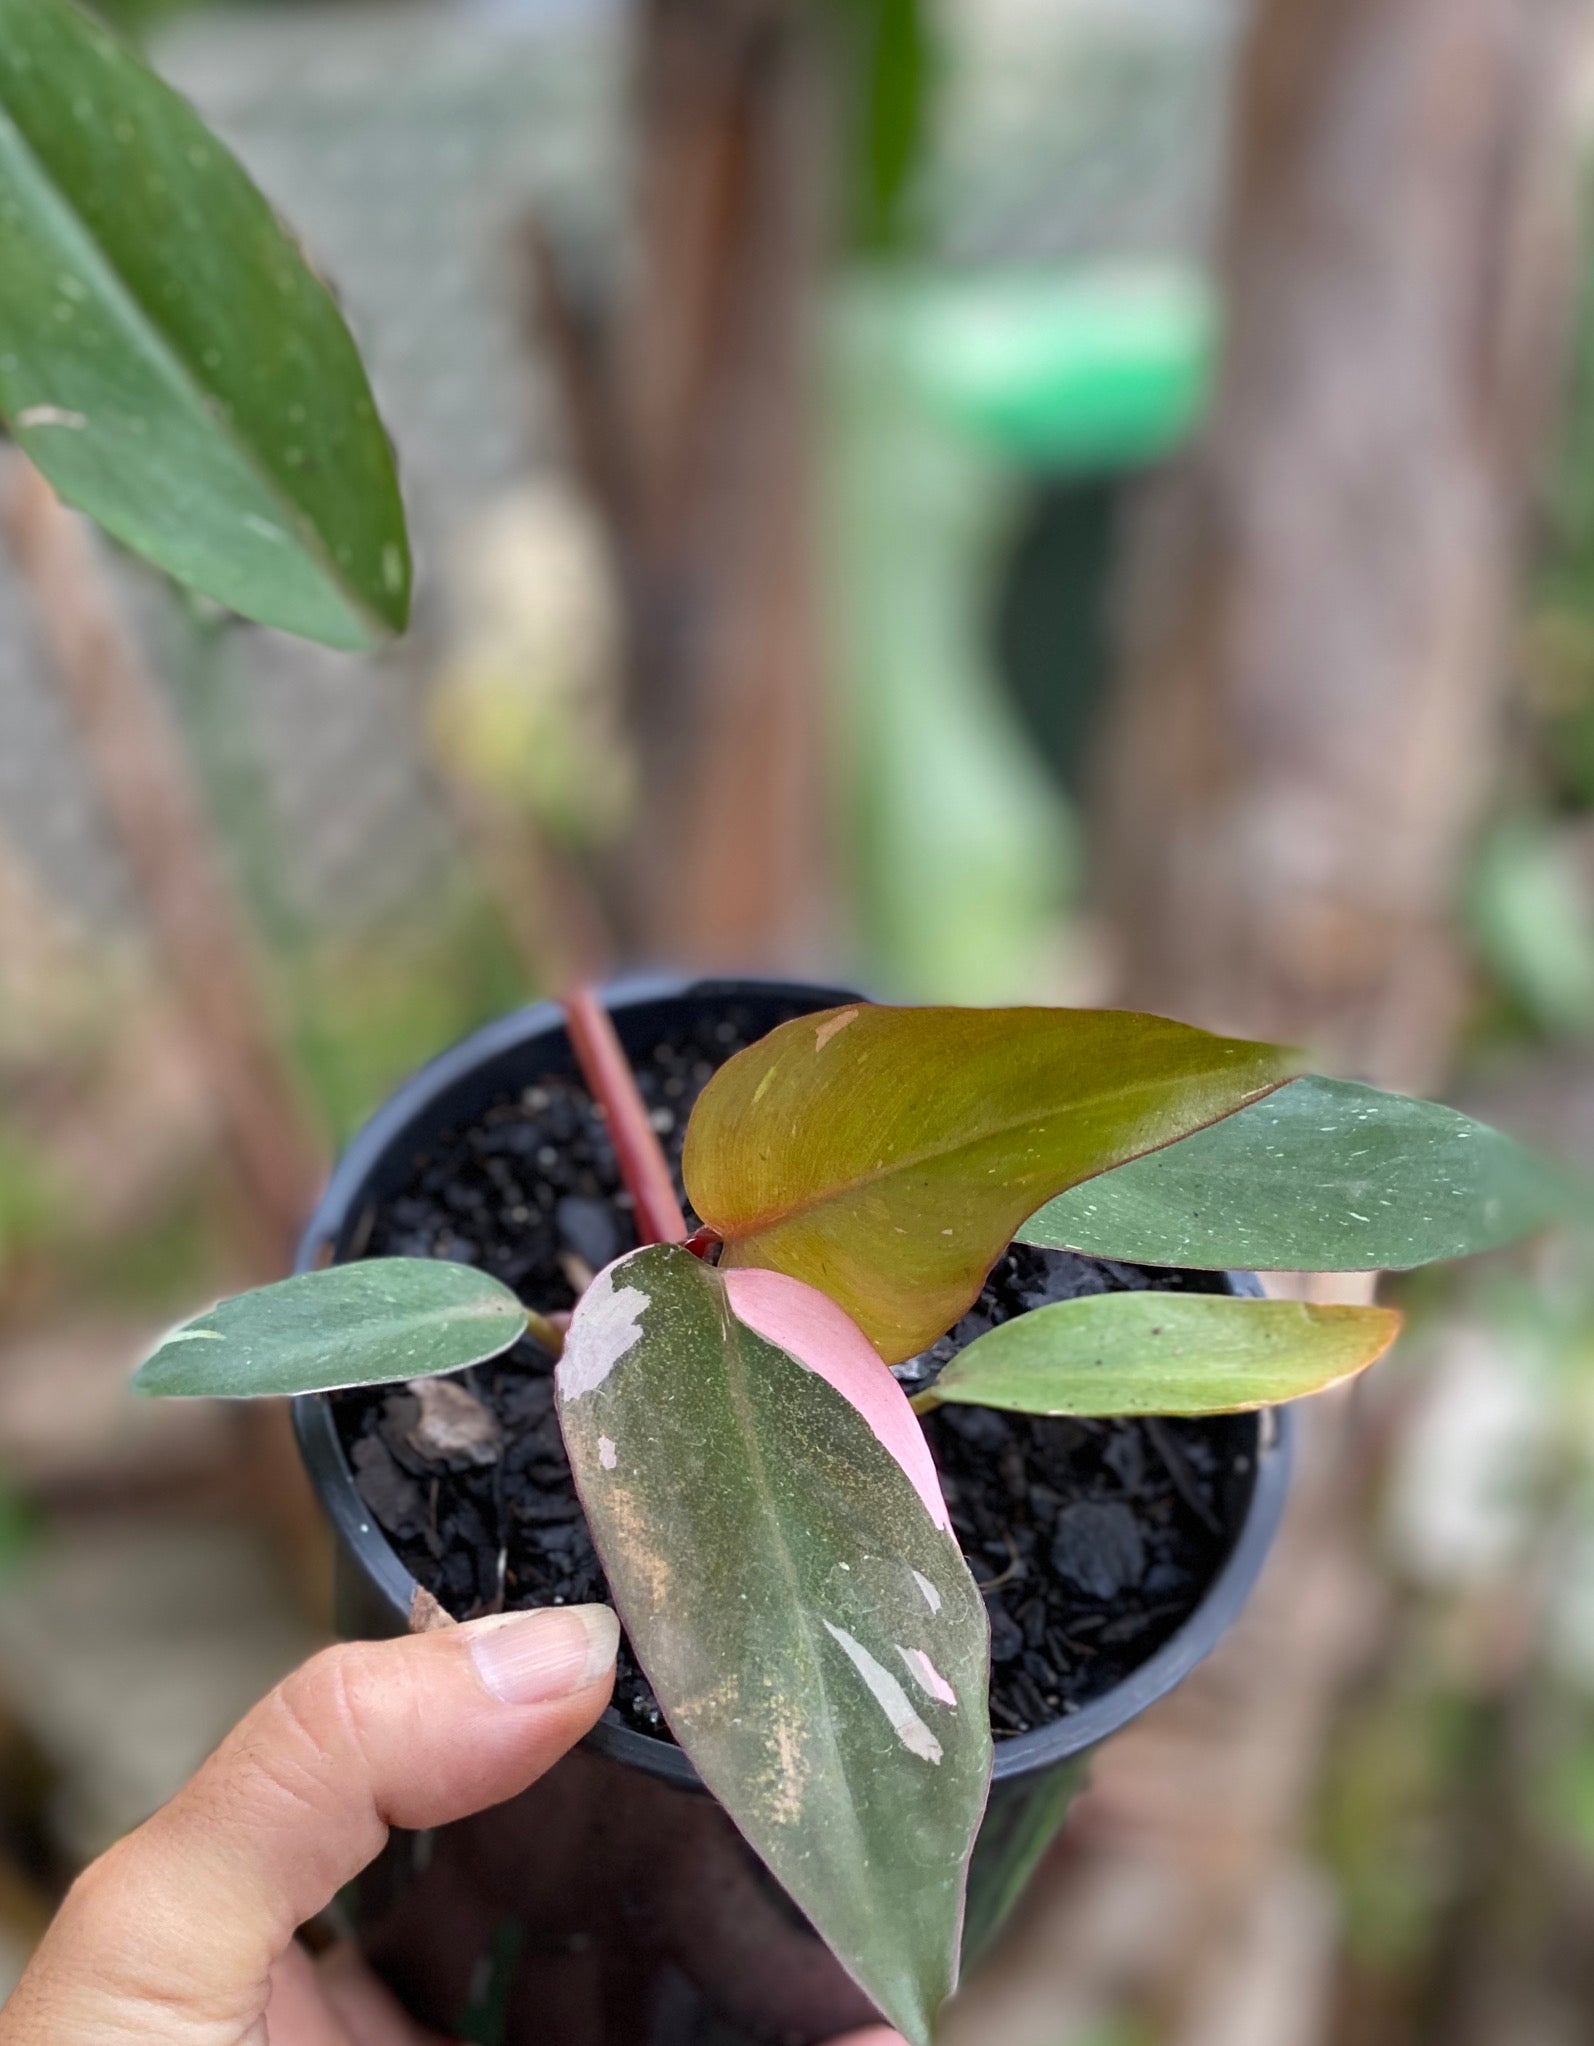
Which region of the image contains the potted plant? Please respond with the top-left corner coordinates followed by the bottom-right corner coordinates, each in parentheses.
top-left (0, 12), bottom-right (1571, 2040)
top-left (135, 976), bottom-right (1567, 2045)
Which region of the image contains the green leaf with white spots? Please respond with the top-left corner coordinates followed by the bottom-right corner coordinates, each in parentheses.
top-left (929, 1291), bottom-right (1402, 1417)
top-left (0, 0), bottom-right (410, 647)
top-left (683, 1003), bottom-right (1298, 1363)
top-left (132, 1259), bottom-right (528, 1398)
top-left (557, 1246), bottom-right (992, 2046)
top-left (1020, 1076), bottom-right (1575, 1272)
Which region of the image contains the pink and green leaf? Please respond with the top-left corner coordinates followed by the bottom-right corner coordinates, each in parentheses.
top-left (556, 1246), bottom-right (992, 2046)
top-left (682, 1004), bottom-right (1299, 1363)
top-left (926, 1291), bottom-right (1402, 1418)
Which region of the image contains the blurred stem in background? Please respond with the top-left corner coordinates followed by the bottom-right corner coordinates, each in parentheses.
top-left (526, 0), bottom-right (832, 970)
top-left (825, 0), bottom-right (937, 260)
top-left (1471, 170), bottom-right (1594, 1053)
top-left (0, 460), bottom-right (325, 1271)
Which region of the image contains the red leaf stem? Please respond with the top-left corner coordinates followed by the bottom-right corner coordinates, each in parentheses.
top-left (562, 985), bottom-right (689, 1247)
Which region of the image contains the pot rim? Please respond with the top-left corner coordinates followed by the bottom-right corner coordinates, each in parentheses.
top-left (293, 973), bottom-right (1295, 1793)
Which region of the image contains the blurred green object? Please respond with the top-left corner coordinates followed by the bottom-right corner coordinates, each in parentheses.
top-left (0, 1132), bottom-right (65, 1270)
top-left (828, 280), bottom-right (1078, 1001)
top-left (1520, 174), bottom-right (1594, 809)
top-left (456, 1918), bottom-right (526, 2046)
top-left (827, 0), bottom-right (938, 258)
top-left (826, 262), bottom-right (1215, 996)
top-left (1468, 819), bottom-right (1594, 1042)
top-left (85, 0), bottom-right (198, 34)
top-left (1546, 1739), bottom-right (1594, 1865)
top-left (0, 1478), bottom-right (41, 1578)
top-left (901, 264), bottom-right (1217, 470)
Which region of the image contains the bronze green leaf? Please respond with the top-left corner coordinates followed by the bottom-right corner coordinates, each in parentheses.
top-left (928, 1291), bottom-right (1402, 1417)
top-left (682, 1004), bottom-right (1298, 1362)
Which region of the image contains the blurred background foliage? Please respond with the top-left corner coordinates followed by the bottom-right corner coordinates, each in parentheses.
top-left (2, 0), bottom-right (1594, 2039)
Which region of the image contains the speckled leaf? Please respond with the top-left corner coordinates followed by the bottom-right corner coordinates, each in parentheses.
top-left (132, 1259), bottom-right (527, 1398)
top-left (1020, 1076), bottom-right (1573, 1271)
top-left (0, 0), bottom-right (409, 647)
top-left (557, 1246), bottom-right (991, 2046)
top-left (930, 1291), bottom-right (1401, 1417)
top-left (682, 1004), bottom-right (1297, 1363)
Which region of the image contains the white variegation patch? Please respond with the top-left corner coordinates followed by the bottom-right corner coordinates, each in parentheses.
top-left (559, 1258), bottom-right (650, 1400)
top-left (814, 1006), bottom-right (861, 1051)
top-left (17, 405), bottom-right (87, 430)
top-left (824, 1621), bottom-right (942, 1765)
top-left (898, 1646), bottom-right (958, 1708)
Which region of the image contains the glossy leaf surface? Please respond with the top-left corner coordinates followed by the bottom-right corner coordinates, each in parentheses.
top-left (0, 0), bottom-right (409, 646)
top-left (1020, 1076), bottom-right (1571, 1271)
top-left (683, 1004), bottom-right (1296, 1362)
top-left (132, 1259), bottom-right (527, 1398)
top-left (931, 1291), bottom-right (1401, 1417)
top-left (557, 1247), bottom-right (991, 2046)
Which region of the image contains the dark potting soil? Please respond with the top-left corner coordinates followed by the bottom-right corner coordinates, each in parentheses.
top-left (331, 1004), bottom-right (1256, 1743)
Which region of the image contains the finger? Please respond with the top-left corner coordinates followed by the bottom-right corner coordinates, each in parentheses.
top-left (263, 1943), bottom-right (357, 2046)
top-left (831, 2033), bottom-right (908, 2045)
top-left (318, 1945), bottom-right (455, 2046)
top-left (0, 1605), bottom-right (617, 2046)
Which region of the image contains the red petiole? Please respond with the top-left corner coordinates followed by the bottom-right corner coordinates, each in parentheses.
top-left (561, 985), bottom-right (690, 1248)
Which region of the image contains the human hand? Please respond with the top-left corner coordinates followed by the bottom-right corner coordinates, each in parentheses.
top-left (0, 1604), bottom-right (905, 2045)
top-left (0, 1605), bottom-right (619, 2044)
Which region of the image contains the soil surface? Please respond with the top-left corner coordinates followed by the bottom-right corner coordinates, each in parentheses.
top-left (332, 1005), bottom-right (1258, 1742)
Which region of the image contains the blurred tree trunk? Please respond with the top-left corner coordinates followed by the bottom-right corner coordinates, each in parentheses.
top-left (532, 0), bottom-right (831, 970)
top-left (1084, 7), bottom-right (1590, 2043)
top-left (1098, 0), bottom-right (1587, 1092)
top-left (2, 457), bottom-right (330, 1603)
top-left (0, 458), bottom-right (325, 1266)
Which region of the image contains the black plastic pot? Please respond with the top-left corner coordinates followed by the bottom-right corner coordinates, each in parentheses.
top-left (294, 975), bottom-right (1293, 2046)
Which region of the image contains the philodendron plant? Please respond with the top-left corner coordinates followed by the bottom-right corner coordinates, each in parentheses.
top-left (135, 990), bottom-right (1571, 2043)
top-left (0, 7), bottom-right (1570, 2036)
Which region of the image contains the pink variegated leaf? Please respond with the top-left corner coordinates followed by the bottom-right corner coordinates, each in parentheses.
top-left (556, 1246), bottom-right (990, 2046)
top-left (721, 1265), bottom-right (950, 1533)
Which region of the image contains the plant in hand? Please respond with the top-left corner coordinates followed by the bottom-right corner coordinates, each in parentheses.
top-left (135, 987), bottom-right (1570, 2042)
top-left (0, 9), bottom-right (1571, 2037)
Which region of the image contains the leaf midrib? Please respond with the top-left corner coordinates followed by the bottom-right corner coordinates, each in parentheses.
top-left (293, 1296), bottom-right (526, 1345)
top-left (0, 81), bottom-right (379, 638)
top-left (709, 1067), bottom-right (1288, 1243)
top-left (720, 1300), bottom-right (871, 1871)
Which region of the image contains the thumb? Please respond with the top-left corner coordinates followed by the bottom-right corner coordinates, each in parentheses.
top-left (0, 1603), bottom-right (618, 2046)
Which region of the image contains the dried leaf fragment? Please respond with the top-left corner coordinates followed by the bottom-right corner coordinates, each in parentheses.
top-left (404, 1376), bottom-right (503, 1468)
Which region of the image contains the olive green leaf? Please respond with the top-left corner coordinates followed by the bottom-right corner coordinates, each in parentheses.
top-left (1020, 1076), bottom-right (1574, 1272)
top-left (557, 1246), bottom-right (992, 2046)
top-left (0, 0), bottom-right (409, 647)
top-left (132, 1259), bottom-right (528, 1398)
top-left (682, 1004), bottom-right (1297, 1363)
top-left (926, 1291), bottom-right (1402, 1418)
